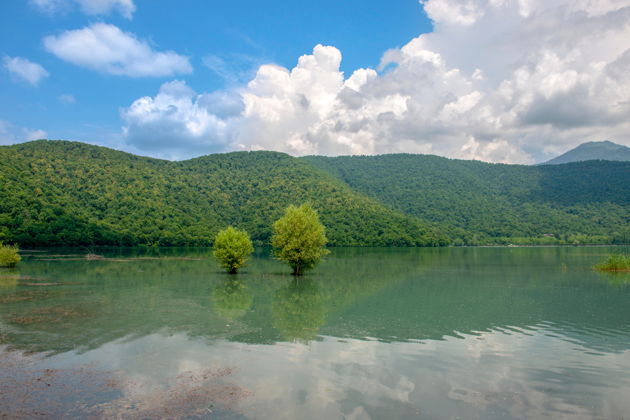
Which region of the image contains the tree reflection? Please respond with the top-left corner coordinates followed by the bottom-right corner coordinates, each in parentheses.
top-left (602, 272), bottom-right (630, 287)
top-left (272, 279), bottom-right (326, 343)
top-left (0, 273), bottom-right (18, 288)
top-left (212, 278), bottom-right (253, 320)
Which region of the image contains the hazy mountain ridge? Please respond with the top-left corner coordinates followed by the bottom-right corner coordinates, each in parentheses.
top-left (544, 140), bottom-right (630, 164)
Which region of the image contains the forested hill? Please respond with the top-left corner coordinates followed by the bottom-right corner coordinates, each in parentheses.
top-left (303, 154), bottom-right (630, 245)
top-left (1, 140), bottom-right (629, 247)
top-left (0, 140), bottom-right (446, 247)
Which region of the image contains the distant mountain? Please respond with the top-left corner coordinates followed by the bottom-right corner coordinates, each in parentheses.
top-left (544, 140), bottom-right (630, 164)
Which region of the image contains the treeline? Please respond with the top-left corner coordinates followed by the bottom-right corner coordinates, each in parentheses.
top-left (303, 154), bottom-right (630, 245)
top-left (0, 141), bottom-right (446, 247)
top-left (1, 140), bottom-right (628, 248)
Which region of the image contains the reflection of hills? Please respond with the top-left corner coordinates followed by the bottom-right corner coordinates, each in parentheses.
top-left (322, 248), bottom-right (630, 353)
top-left (1, 247), bottom-right (629, 354)
top-left (325, 269), bottom-right (630, 353)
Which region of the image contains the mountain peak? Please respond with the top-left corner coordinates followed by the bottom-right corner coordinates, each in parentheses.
top-left (544, 140), bottom-right (630, 165)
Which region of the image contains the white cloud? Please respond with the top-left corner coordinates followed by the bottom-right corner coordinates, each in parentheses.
top-left (202, 55), bottom-right (233, 81)
top-left (44, 23), bottom-right (192, 77)
top-left (202, 53), bottom-right (267, 87)
top-left (121, 80), bottom-right (242, 159)
top-left (74, 0), bottom-right (135, 18)
top-left (30, 0), bottom-right (135, 19)
top-left (0, 121), bottom-right (15, 145)
top-left (122, 0), bottom-right (630, 163)
top-left (58, 94), bottom-right (76, 104)
top-left (25, 129), bottom-right (48, 141)
top-left (422, 0), bottom-right (484, 26)
top-left (0, 120), bottom-right (47, 145)
top-left (30, 0), bottom-right (70, 14)
top-left (3, 56), bottom-right (49, 86)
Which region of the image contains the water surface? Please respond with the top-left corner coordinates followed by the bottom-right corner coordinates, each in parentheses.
top-left (1, 246), bottom-right (630, 419)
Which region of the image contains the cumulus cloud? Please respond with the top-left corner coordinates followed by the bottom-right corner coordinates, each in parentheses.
top-left (121, 80), bottom-right (242, 159)
top-left (3, 56), bottom-right (49, 86)
top-left (44, 23), bottom-right (192, 77)
top-left (31, 0), bottom-right (135, 19)
top-left (122, 0), bottom-right (630, 162)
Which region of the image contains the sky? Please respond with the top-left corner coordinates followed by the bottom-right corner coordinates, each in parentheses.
top-left (1, 0), bottom-right (629, 163)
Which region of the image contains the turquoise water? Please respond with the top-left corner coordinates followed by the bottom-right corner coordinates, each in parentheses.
top-left (1, 246), bottom-right (630, 419)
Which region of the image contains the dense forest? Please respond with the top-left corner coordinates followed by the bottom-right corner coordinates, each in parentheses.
top-left (0, 141), bottom-right (445, 247)
top-left (303, 154), bottom-right (630, 245)
top-left (0, 140), bottom-right (628, 247)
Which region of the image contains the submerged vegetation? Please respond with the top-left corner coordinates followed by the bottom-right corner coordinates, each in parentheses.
top-left (212, 227), bottom-right (254, 274)
top-left (272, 204), bottom-right (329, 276)
top-left (595, 255), bottom-right (630, 272)
top-left (0, 243), bottom-right (20, 268)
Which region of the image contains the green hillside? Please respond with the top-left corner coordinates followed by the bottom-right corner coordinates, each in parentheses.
top-left (2, 140), bottom-right (628, 248)
top-left (303, 154), bottom-right (630, 245)
top-left (0, 141), bottom-right (445, 247)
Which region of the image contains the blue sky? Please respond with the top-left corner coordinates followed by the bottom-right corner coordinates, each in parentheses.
top-left (2, 0), bottom-right (630, 163)
top-left (0, 0), bottom-right (430, 146)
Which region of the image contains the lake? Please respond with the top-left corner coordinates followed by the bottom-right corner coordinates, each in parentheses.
top-left (1, 246), bottom-right (630, 419)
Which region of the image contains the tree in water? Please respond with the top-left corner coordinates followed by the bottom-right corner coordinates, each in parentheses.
top-left (0, 243), bottom-right (20, 268)
top-left (271, 204), bottom-right (329, 275)
top-left (212, 227), bottom-right (253, 274)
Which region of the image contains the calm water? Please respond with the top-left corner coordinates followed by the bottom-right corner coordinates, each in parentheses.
top-left (1, 246), bottom-right (630, 419)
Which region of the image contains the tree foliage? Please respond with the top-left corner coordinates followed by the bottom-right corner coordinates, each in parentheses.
top-left (272, 204), bottom-right (330, 275)
top-left (1, 140), bottom-right (628, 248)
top-left (0, 140), bottom-right (446, 247)
top-left (595, 255), bottom-right (630, 272)
top-left (304, 154), bottom-right (630, 245)
top-left (0, 243), bottom-right (20, 268)
top-left (213, 227), bottom-right (253, 273)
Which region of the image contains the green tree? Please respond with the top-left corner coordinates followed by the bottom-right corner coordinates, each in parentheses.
top-left (0, 243), bottom-right (21, 268)
top-left (271, 204), bottom-right (330, 275)
top-left (212, 227), bottom-right (253, 274)
top-left (595, 254), bottom-right (630, 272)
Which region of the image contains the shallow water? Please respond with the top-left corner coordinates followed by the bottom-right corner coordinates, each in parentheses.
top-left (1, 246), bottom-right (630, 419)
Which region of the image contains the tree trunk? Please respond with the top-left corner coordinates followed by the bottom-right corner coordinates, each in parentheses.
top-left (293, 263), bottom-right (302, 276)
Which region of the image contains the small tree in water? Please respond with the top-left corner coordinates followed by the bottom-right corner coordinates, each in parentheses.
top-left (213, 227), bottom-right (253, 274)
top-left (0, 243), bottom-right (20, 268)
top-left (272, 204), bottom-right (329, 276)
